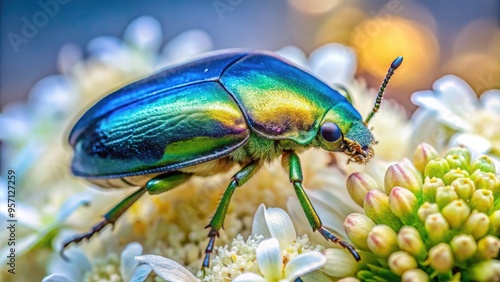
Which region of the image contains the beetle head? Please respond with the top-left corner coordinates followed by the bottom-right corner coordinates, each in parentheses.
top-left (317, 56), bottom-right (403, 164)
top-left (317, 106), bottom-right (375, 164)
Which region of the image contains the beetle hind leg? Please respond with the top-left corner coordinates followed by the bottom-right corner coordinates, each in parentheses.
top-left (60, 172), bottom-right (192, 260)
top-left (203, 161), bottom-right (261, 268)
top-left (60, 187), bottom-right (146, 260)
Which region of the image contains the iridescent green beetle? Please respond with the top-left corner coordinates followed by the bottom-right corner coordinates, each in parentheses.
top-left (63, 49), bottom-right (403, 267)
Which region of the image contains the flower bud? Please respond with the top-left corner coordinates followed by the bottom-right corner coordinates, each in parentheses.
top-left (397, 226), bottom-right (426, 260)
top-left (445, 146), bottom-right (471, 164)
top-left (425, 213), bottom-right (449, 244)
top-left (462, 210), bottom-right (490, 239)
top-left (435, 186), bottom-right (458, 208)
top-left (424, 158), bottom-right (450, 180)
top-left (441, 200), bottom-right (470, 229)
top-left (428, 243), bottom-right (453, 274)
top-left (476, 235), bottom-right (500, 260)
top-left (470, 155), bottom-right (496, 174)
top-left (417, 202), bottom-right (439, 222)
top-left (384, 159), bottom-right (422, 195)
top-left (450, 234), bottom-right (477, 261)
top-left (389, 187), bottom-right (418, 224)
top-left (401, 269), bottom-right (429, 282)
top-left (422, 177), bottom-right (445, 203)
top-left (445, 154), bottom-right (469, 171)
top-left (467, 260), bottom-right (500, 281)
top-left (388, 251), bottom-right (417, 276)
top-left (442, 168), bottom-right (470, 185)
top-left (344, 213), bottom-right (376, 250)
top-left (323, 248), bottom-right (359, 277)
top-left (367, 225), bottom-right (399, 258)
top-left (470, 170), bottom-right (498, 191)
top-left (469, 189), bottom-right (494, 214)
top-left (450, 178), bottom-right (475, 200)
top-left (364, 190), bottom-right (403, 231)
top-left (347, 173), bottom-right (380, 207)
top-left (489, 210), bottom-right (500, 236)
top-left (413, 143), bottom-right (439, 174)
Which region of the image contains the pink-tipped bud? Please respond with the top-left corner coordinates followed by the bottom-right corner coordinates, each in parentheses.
top-left (347, 172), bottom-right (380, 207)
top-left (413, 143), bottom-right (439, 174)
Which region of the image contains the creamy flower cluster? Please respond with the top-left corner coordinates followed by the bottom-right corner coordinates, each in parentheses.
top-left (342, 143), bottom-right (500, 281)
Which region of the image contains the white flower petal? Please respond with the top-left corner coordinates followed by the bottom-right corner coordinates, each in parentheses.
top-left (120, 242), bottom-right (143, 280)
top-left (42, 273), bottom-right (75, 282)
top-left (266, 207), bottom-right (297, 247)
top-left (28, 75), bottom-right (79, 119)
top-left (233, 272), bottom-right (268, 282)
top-left (47, 247), bottom-right (92, 281)
top-left (276, 46), bottom-right (309, 69)
top-left (409, 108), bottom-right (447, 150)
top-left (251, 204), bottom-right (272, 238)
top-left (160, 29), bottom-right (213, 67)
top-left (129, 264), bottom-right (153, 282)
top-left (124, 16), bottom-right (163, 50)
top-left (252, 204), bottom-right (296, 248)
top-left (411, 90), bottom-right (471, 131)
top-left (307, 188), bottom-right (360, 237)
top-left (55, 193), bottom-right (91, 223)
top-left (480, 89), bottom-right (500, 113)
top-left (135, 255), bottom-right (198, 282)
top-left (256, 238), bottom-right (283, 280)
top-left (449, 133), bottom-right (492, 157)
top-left (283, 252), bottom-right (326, 280)
top-left (432, 75), bottom-right (478, 111)
top-left (15, 202), bottom-right (42, 228)
top-left (57, 43), bottom-right (82, 74)
top-left (309, 43), bottom-right (356, 85)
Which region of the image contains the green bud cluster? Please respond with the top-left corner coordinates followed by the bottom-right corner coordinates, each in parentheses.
top-left (343, 143), bottom-right (500, 281)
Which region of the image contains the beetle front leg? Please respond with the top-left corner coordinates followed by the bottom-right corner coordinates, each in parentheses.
top-left (284, 151), bottom-right (361, 261)
top-left (203, 161), bottom-right (261, 268)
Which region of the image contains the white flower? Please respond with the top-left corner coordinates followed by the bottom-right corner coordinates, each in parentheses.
top-left (411, 75), bottom-right (500, 171)
top-left (43, 242), bottom-right (144, 282)
top-left (233, 238), bottom-right (326, 282)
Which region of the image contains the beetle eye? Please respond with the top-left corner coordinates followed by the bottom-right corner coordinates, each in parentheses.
top-left (320, 122), bottom-right (342, 142)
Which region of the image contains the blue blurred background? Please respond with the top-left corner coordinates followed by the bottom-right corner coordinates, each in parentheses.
top-left (1, 0), bottom-right (499, 109)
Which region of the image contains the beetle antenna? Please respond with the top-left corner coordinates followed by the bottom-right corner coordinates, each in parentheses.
top-left (364, 56), bottom-right (403, 124)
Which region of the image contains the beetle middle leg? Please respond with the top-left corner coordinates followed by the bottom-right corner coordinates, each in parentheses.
top-left (283, 151), bottom-right (361, 261)
top-left (203, 161), bottom-right (261, 268)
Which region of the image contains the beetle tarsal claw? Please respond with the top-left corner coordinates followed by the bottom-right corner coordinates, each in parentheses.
top-left (342, 138), bottom-right (375, 165)
top-left (59, 219), bottom-right (110, 260)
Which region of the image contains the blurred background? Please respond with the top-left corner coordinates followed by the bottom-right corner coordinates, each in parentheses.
top-left (1, 0), bottom-right (499, 111)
